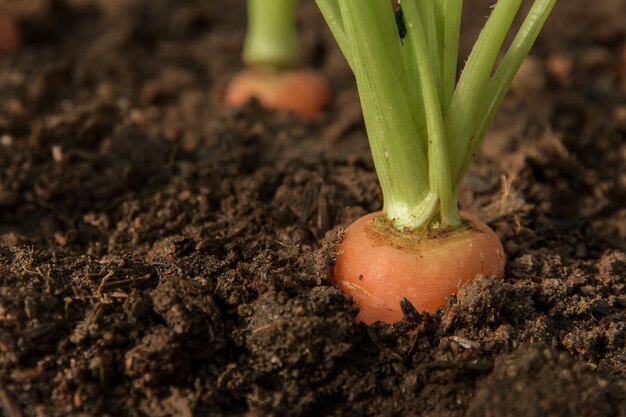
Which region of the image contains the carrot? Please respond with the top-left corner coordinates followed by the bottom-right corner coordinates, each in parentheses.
top-left (224, 68), bottom-right (330, 120)
top-left (316, 0), bottom-right (556, 323)
top-left (0, 11), bottom-right (21, 56)
top-left (224, 0), bottom-right (330, 118)
top-left (333, 212), bottom-right (505, 324)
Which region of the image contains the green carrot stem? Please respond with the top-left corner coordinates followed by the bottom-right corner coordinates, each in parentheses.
top-left (340, 1), bottom-right (435, 228)
top-left (454, 0), bottom-right (557, 190)
top-left (440, 0), bottom-right (463, 113)
top-left (243, 0), bottom-right (299, 69)
top-left (445, 0), bottom-right (522, 180)
top-left (402, 0), bottom-right (461, 227)
top-left (315, 0), bottom-right (555, 232)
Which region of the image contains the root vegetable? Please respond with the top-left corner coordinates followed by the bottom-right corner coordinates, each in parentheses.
top-left (316, 0), bottom-right (555, 323)
top-left (225, 0), bottom-right (330, 118)
top-left (224, 68), bottom-right (330, 119)
top-left (333, 212), bottom-right (505, 324)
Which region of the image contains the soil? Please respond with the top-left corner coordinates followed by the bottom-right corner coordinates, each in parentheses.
top-left (0, 0), bottom-right (625, 416)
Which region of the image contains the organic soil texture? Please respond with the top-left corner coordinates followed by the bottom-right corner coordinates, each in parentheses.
top-left (1, 0), bottom-right (625, 416)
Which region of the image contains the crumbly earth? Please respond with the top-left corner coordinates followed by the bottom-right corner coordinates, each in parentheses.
top-left (0, 0), bottom-right (625, 416)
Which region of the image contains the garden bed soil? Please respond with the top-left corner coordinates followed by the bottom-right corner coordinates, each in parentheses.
top-left (0, 0), bottom-right (625, 416)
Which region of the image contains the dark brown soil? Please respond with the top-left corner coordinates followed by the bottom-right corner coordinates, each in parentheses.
top-left (1, 0), bottom-right (625, 416)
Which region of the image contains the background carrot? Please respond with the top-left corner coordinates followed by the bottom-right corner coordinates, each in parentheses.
top-left (224, 0), bottom-right (330, 119)
top-left (224, 68), bottom-right (330, 120)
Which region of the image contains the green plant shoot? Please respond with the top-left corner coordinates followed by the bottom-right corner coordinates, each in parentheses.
top-left (243, 0), bottom-right (299, 69)
top-left (315, 0), bottom-right (556, 230)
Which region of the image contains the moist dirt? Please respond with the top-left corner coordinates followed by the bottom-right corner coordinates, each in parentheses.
top-left (0, 0), bottom-right (625, 416)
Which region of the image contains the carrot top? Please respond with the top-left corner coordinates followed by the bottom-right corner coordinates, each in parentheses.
top-left (243, 0), bottom-right (298, 70)
top-left (315, 0), bottom-right (556, 231)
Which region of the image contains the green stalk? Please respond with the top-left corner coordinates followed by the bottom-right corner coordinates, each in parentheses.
top-left (440, 0), bottom-right (463, 112)
top-left (398, 10), bottom-right (427, 154)
top-left (243, 0), bottom-right (299, 69)
top-left (445, 0), bottom-right (522, 180)
top-left (402, 0), bottom-right (461, 228)
top-left (454, 0), bottom-right (557, 189)
top-left (339, 1), bottom-right (434, 228)
top-left (416, 0), bottom-right (442, 104)
top-left (434, 0), bottom-right (446, 102)
top-left (315, 0), bottom-right (555, 232)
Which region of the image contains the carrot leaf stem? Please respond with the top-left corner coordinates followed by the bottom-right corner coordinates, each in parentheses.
top-left (440, 0), bottom-right (463, 113)
top-left (315, 0), bottom-right (555, 231)
top-left (339, 1), bottom-right (435, 227)
top-left (445, 0), bottom-right (522, 184)
top-left (401, 0), bottom-right (461, 227)
top-left (243, 0), bottom-right (299, 69)
top-left (454, 0), bottom-right (557, 191)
